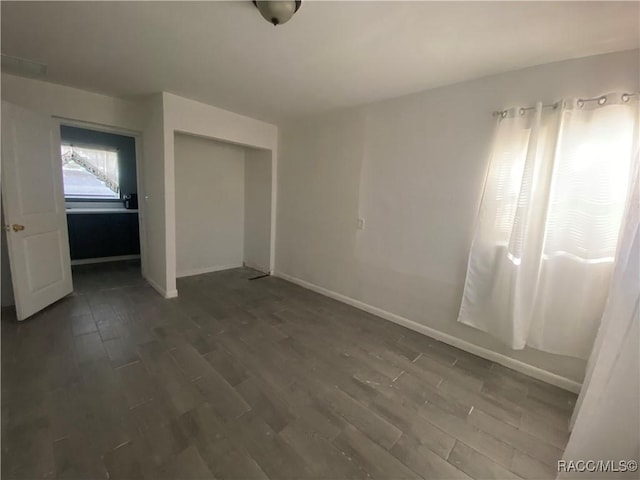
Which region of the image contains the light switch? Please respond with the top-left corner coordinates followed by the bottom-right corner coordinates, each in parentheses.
top-left (357, 218), bottom-right (365, 230)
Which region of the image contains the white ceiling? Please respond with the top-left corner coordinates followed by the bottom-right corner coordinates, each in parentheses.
top-left (2, 1), bottom-right (638, 123)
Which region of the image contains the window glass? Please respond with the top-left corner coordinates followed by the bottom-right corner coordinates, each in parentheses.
top-left (61, 144), bottom-right (119, 199)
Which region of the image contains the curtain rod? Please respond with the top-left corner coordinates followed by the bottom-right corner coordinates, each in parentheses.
top-left (492, 92), bottom-right (638, 118)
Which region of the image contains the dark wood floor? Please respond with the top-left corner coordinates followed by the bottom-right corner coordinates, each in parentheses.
top-left (1, 261), bottom-right (576, 479)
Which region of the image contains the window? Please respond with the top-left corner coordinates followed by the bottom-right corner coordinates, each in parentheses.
top-left (61, 144), bottom-right (120, 199)
top-left (458, 95), bottom-right (637, 360)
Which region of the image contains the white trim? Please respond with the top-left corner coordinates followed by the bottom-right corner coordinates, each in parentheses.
top-left (176, 264), bottom-right (242, 279)
top-left (71, 254), bottom-right (140, 266)
top-left (56, 117), bottom-right (148, 281)
top-left (145, 274), bottom-right (178, 299)
top-left (273, 270), bottom-right (581, 394)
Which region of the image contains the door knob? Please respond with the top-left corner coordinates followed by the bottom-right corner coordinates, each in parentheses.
top-left (11, 224), bottom-right (25, 232)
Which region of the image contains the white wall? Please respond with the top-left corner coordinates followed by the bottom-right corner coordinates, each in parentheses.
top-left (275, 49), bottom-right (640, 387)
top-left (139, 93), bottom-right (168, 295)
top-left (0, 73), bottom-right (161, 298)
top-left (244, 148), bottom-right (272, 273)
top-left (163, 92), bottom-right (278, 294)
top-left (1, 73), bottom-right (143, 130)
top-left (175, 133), bottom-right (245, 278)
top-left (0, 77), bottom-right (278, 301)
top-left (163, 93), bottom-right (277, 151)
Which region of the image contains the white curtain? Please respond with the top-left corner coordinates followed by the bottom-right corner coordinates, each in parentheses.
top-left (458, 93), bottom-right (638, 359)
top-left (560, 155), bottom-right (639, 473)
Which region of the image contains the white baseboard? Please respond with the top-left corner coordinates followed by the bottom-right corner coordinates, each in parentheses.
top-left (176, 264), bottom-right (242, 279)
top-left (145, 275), bottom-right (178, 299)
top-left (274, 270), bottom-right (581, 394)
top-left (71, 254), bottom-right (140, 266)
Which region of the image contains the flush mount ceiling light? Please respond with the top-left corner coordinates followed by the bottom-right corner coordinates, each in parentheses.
top-left (253, 1), bottom-right (301, 26)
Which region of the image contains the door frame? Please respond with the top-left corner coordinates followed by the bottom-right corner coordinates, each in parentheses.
top-left (55, 117), bottom-right (148, 278)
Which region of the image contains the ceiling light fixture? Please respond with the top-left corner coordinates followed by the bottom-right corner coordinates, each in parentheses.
top-left (253, 1), bottom-right (301, 26)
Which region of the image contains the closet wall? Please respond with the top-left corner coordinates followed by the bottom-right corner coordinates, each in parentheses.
top-left (244, 148), bottom-right (272, 273)
top-left (175, 133), bottom-right (245, 277)
top-left (174, 134), bottom-right (272, 279)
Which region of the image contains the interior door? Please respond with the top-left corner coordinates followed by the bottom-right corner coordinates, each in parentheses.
top-left (1, 101), bottom-right (73, 320)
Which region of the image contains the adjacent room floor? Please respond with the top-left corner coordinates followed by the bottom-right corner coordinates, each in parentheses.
top-left (1, 261), bottom-right (576, 479)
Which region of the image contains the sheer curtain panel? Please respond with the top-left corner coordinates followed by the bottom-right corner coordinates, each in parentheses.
top-left (458, 93), bottom-right (638, 360)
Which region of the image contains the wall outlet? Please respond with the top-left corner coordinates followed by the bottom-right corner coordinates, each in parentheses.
top-left (357, 218), bottom-right (365, 230)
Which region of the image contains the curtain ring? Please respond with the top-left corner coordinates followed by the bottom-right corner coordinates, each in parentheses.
top-left (577, 99), bottom-right (584, 108)
top-left (501, 110), bottom-right (507, 118)
top-left (598, 96), bottom-right (607, 105)
top-left (519, 108), bottom-right (525, 116)
top-left (622, 93), bottom-right (630, 103)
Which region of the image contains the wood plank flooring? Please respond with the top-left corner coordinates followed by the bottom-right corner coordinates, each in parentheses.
top-left (1, 261), bottom-right (576, 479)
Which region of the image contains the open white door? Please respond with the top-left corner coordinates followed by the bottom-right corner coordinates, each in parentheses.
top-left (1, 101), bottom-right (72, 320)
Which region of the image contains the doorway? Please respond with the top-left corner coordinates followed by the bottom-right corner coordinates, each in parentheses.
top-left (59, 125), bottom-right (143, 292)
top-left (0, 109), bottom-right (148, 317)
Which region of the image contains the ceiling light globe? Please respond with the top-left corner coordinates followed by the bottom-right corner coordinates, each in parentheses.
top-left (254, 1), bottom-right (301, 26)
